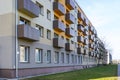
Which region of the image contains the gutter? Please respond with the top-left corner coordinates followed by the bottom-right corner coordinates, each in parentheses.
top-left (15, 0), bottom-right (19, 79)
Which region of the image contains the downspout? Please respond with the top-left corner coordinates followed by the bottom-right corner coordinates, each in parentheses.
top-left (15, 0), bottom-right (19, 79)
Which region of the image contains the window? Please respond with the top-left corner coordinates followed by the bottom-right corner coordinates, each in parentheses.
top-left (71, 54), bottom-right (74, 63)
top-left (61, 52), bottom-right (64, 63)
top-left (81, 56), bottom-right (83, 64)
top-left (20, 46), bottom-right (29, 62)
top-left (78, 56), bottom-right (81, 64)
top-left (75, 55), bottom-right (77, 64)
top-left (35, 49), bottom-right (43, 63)
top-left (19, 17), bottom-right (30, 25)
top-left (47, 50), bottom-right (51, 63)
top-left (71, 40), bottom-right (74, 44)
top-left (36, 24), bottom-right (44, 37)
top-left (47, 9), bottom-right (51, 20)
top-left (54, 33), bottom-right (59, 38)
top-left (47, 29), bottom-right (51, 39)
top-left (54, 51), bottom-right (59, 63)
top-left (66, 54), bottom-right (69, 64)
top-left (36, 2), bottom-right (44, 15)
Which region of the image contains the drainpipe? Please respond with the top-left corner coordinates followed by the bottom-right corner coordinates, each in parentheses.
top-left (15, 0), bottom-right (19, 79)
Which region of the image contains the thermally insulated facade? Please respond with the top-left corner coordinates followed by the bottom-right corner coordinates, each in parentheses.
top-left (0, 0), bottom-right (107, 78)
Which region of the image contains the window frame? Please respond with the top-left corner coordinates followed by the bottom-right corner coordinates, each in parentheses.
top-left (47, 9), bottom-right (51, 20)
top-left (19, 46), bottom-right (30, 63)
top-left (36, 24), bottom-right (44, 37)
top-left (47, 50), bottom-right (51, 63)
top-left (35, 48), bottom-right (43, 63)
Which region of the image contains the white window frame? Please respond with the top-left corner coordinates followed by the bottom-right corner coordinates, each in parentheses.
top-left (36, 24), bottom-right (44, 37)
top-left (35, 48), bottom-right (43, 63)
top-left (47, 9), bottom-right (51, 20)
top-left (66, 54), bottom-right (69, 64)
top-left (20, 46), bottom-right (29, 62)
top-left (47, 29), bottom-right (51, 39)
top-left (47, 50), bottom-right (51, 63)
top-left (36, 2), bottom-right (44, 15)
top-left (61, 52), bottom-right (64, 63)
top-left (54, 51), bottom-right (59, 63)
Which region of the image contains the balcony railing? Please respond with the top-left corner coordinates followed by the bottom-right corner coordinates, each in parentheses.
top-left (18, 24), bottom-right (40, 41)
top-left (18, 0), bottom-right (40, 18)
top-left (77, 36), bottom-right (84, 43)
top-left (53, 38), bottom-right (64, 48)
top-left (77, 24), bottom-right (84, 32)
top-left (66, 0), bottom-right (75, 10)
top-left (65, 43), bottom-right (74, 51)
top-left (65, 28), bottom-right (74, 37)
top-left (78, 12), bottom-right (84, 21)
top-left (53, 2), bottom-right (65, 15)
top-left (77, 47), bottom-right (84, 54)
top-left (65, 13), bottom-right (75, 24)
top-left (53, 20), bottom-right (65, 32)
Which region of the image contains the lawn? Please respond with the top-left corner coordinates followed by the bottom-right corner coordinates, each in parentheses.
top-left (23, 64), bottom-right (117, 80)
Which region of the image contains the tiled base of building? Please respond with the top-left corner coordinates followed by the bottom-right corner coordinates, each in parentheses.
top-left (0, 65), bottom-right (96, 78)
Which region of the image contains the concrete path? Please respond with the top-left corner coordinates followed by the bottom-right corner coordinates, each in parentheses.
top-left (118, 64), bottom-right (120, 80)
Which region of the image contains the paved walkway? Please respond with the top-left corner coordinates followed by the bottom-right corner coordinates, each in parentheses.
top-left (118, 64), bottom-right (120, 80)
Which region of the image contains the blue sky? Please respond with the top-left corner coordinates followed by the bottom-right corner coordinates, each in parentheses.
top-left (76, 0), bottom-right (120, 60)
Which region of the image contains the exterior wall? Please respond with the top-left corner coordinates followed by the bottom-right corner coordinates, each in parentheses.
top-left (0, 0), bottom-right (105, 78)
top-left (0, 0), bottom-right (16, 69)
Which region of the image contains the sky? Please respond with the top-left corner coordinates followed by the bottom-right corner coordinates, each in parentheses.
top-left (76, 0), bottom-right (120, 60)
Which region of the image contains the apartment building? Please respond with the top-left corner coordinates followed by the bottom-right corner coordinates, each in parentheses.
top-left (0, 0), bottom-right (107, 78)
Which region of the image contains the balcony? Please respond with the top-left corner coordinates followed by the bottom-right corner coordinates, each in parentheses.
top-left (65, 43), bottom-right (74, 51)
top-left (77, 36), bottom-right (84, 43)
top-left (18, 24), bottom-right (40, 41)
top-left (65, 28), bottom-right (74, 37)
top-left (18, 0), bottom-right (40, 18)
top-left (77, 47), bottom-right (84, 54)
top-left (77, 24), bottom-right (84, 32)
top-left (65, 13), bottom-right (75, 24)
top-left (66, 0), bottom-right (75, 10)
top-left (78, 12), bottom-right (84, 21)
top-left (53, 20), bottom-right (65, 32)
top-left (53, 2), bottom-right (65, 15)
top-left (53, 38), bottom-right (64, 48)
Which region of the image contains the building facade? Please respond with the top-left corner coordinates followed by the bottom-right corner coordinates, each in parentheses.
top-left (0, 0), bottom-right (107, 78)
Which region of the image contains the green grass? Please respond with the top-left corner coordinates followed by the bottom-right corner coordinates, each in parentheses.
top-left (23, 64), bottom-right (117, 80)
